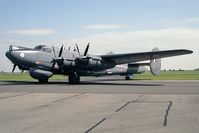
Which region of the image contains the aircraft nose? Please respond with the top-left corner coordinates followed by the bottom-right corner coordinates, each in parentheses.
top-left (5, 45), bottom-right (14, 60)
top-left (5, 51), bottom-right (19, 63)
top-left (5, 51), bottom-right (12, 60)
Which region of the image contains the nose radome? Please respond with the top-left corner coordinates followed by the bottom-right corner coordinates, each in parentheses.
top-left (5, 51), bottom-right (18, 65)
top-left (5, 51), bottom-right (12, 60)
top-left (5, 51), bottom-right (20, 62)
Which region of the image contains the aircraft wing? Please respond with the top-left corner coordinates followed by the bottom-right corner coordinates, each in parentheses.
top-left (100, 49), bottom-right (193, 65)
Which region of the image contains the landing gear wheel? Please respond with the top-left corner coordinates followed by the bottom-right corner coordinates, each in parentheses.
top-left (38, 79), bottom-right (48, 83)
top-left (125, 75), bottom-right (131, 80)
top-left (68, 71), bottom-right (80, 84)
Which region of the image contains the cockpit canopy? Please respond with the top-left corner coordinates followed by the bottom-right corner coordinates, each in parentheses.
top-left (34, 45), bottom-right (52, 52)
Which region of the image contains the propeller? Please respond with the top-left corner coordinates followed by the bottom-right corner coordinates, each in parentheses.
top-left (75, 43), bottom-right (90, 65)
top-left (51, 61), bottom-right (56, 69)
top-left (75, 43), bottom-right (80, 54)
top-left (84, 43), bottom-right (90, 56)
top-left (51, 43), bottom-right (91, 69)
top-left (51, 46), bottom-right (57, 69)
top-left (58, 44), bottom-right (64, 57)
top-left (52, 46), bottom-right (56, 58)
top-left (51, 45), bottom-right (64, 69)
top-left (12, 64), bottom-right (16, 73)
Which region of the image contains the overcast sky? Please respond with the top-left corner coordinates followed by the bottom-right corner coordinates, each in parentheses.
top-left (0, 0), bottom-right (198, 71)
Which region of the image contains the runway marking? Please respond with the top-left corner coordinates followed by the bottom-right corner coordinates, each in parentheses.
top-left (163, 101), bottom-right (173, 127)
top-left (0, 93), bottom-right (29, 100)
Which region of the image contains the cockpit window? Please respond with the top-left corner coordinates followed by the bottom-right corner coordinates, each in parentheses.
top-left (34, 45), bottom-right (44, 50)
top-left (34, 45), bottom-right (52, 52)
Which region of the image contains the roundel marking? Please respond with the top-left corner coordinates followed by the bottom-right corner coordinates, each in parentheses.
top-left (20, 53), bottom-right (25, 58)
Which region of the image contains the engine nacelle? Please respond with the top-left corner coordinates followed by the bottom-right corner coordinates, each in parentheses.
top-left (150, 47), bottom-right (161, 76)
top-left (127, 64), bottom-right (147, 74)
top-left (62, 60), bottom-right (76, 68)
top-left (29, 69), bottom-right (53, 80)
top-left (76, 56), bottom-right (115, 71)
top-left (88, 59), bottom-right (102, 68)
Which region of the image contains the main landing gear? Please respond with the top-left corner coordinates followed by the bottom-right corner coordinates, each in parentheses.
top-left (125, 75), bottom-right (131, 80)
top-left (38, 78), bottom-right (48, 83)
top-left (68, 71), bottom-right (80, 84)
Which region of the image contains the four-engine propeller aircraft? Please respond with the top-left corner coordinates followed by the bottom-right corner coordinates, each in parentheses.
top-left (5, 44), bottom-right (193, 84)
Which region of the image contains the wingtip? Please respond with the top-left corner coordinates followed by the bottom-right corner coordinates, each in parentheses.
top-left (189, 50), bottom-right (193, 54)
top-left (177, 49), bottom-right (193, 54)
top-left (185, 49), bottom-right (193, 54)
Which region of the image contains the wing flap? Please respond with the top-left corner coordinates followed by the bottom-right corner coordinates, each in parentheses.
top-left (101, 49), bottom-right (193, 65)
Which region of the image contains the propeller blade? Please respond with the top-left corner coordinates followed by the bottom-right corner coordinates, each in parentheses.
top-left (84, 43), bottom-right (90, 56)
top-left (75, 44), bottom-right (80, 54)
top-left (52, 46), bottom-right (56, 57)
top-left (12, 64), bottom-right (16, 73)
top-left (51, 61), bottom-right (56, 69)
top-left (58, 45), bottom-right (64, 57)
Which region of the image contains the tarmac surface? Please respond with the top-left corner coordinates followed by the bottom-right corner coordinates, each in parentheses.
top-left (0, 78), bottom-right (199, 133)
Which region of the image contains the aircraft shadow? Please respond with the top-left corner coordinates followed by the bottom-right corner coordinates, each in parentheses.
top-left (0, 80), bottom-right (162, 87)
top-left (79, 82), bottom-right (162, 86)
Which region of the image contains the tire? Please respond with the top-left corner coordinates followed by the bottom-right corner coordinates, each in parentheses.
top-left (68, 71), bottom-right (80, 84)
top-left (125, 75), bottom-right (131, 80)
top-left (38, 79), bottom-right (48, 83)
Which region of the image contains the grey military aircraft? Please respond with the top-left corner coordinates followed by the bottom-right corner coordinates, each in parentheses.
top-left (5, 44), bottom-right (192, 84)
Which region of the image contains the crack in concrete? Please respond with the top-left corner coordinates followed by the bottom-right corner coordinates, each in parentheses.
top-left (163, 101), bottom-right (173, 127)
top-left (84, 100), bottom-right (173, 132)
top-left (115, 101), bottom-right (131, 112)
top-left (51, 93), bottom-right (85, 103)
top-left (28, 93), bottom-right (85, 111)
top-left (0, 93), bottom-right (29, 100)
top-left (115, 101), bottom-right (133, 112)
top-left (84, 100), bottom-right (136, 132)
top-left (84, 118), bottom-right (106, 133)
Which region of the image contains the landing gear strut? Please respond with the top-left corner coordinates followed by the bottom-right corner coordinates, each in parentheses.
top-left (68, 71), bottom-right (80, 84)
top-left (125, 75), bottom-right (131, 80)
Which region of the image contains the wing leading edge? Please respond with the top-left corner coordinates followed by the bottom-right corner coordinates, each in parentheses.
top-left (101, 49), bottom-right (193, 65)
